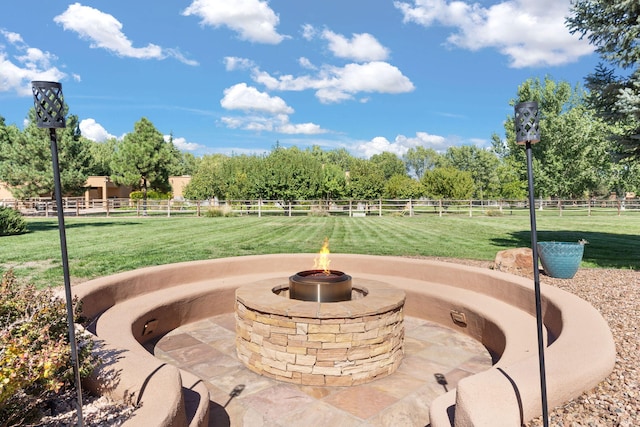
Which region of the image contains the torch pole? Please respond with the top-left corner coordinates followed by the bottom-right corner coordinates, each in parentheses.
top-left (525, 141), bottom-right (549, 427)
top-left (49, 128), bottom-right (84, 426)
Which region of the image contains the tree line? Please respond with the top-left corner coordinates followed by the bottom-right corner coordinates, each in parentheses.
top-left (1, 0), bottom-right (638, 203)
top-left (0, 76), bottom-right (638, 204)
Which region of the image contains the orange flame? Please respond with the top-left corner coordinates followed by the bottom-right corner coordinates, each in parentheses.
top-left (314, 237), bottom-right (331, 274)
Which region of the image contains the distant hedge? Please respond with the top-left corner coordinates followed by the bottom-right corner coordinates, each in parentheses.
top-left (0, 206), bottom-right (26, 236)
top-left (129, 190), bottom-right (171, 200)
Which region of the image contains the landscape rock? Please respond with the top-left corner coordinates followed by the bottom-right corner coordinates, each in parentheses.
top-left (493, 247), bottom-right (534, 276)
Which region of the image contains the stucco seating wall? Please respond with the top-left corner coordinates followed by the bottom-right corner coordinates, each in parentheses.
top-left (73, 254), bottom-right (615, 427)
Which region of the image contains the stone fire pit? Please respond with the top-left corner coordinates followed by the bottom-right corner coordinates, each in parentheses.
top-left (235, 278), bottom-right (405, 386)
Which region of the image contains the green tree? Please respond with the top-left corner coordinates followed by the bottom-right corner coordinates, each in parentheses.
top-left (165, 133), bottom-right (199, 176)
top-left (222, 155), bottom-right (261, 200)
top-left (183, 154), bottom-right (227, 200)
top-left (495, 161), bottom-right (527, 199)
top-left (441, 145), bottom-right (501, 199)
top-left (87, 138), bottom-right (117, 176)
top-left (384, 174), bottom-right (423, 199)
top-left (504, 77), bottom-right (614, 198)
top-left (320, 163), bottom-right (348, 200)
top-left (567, 1), bottom-right (640, 160)
top-left (369, 152), bottom-right (406, 180)
top-left (255, 146), bottom-right (323, 201)
top-left (402, 146), bottom-right (440, 179)
top-left (324, 148), bottom-right (353, 172)
top-left (346, 158), bottom-right (385, 200)
top-left (421, 167), bottom-right (474, 200)
top-left (0, 112), bottom-right (91, 199)
top-left (110, 118), bottom-right (174, 209)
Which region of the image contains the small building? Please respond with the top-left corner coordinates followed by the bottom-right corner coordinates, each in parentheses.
top-left (168, 176), bottom-right (191, 200)
top-left (84, 176), bottom-right (132, 202)
top-left (0, 182), bottom-right (13, 200)
top-left (1, 175), bottom-right (191, 202)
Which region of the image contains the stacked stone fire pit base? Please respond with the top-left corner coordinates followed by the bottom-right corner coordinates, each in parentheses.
top-left (235, 279), bottom-right (405, 386)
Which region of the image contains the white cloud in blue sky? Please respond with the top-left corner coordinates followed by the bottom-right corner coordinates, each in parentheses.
top-left (0, 0), bottom-right (597, 157)
top-left (182, 0), bottom-right (287, 44)
top-left (394, 0), bottom-right (594, 68)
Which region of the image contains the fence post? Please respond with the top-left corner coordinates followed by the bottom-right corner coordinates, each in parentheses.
top-left (258, 199), bottom-right (262, 218)
top-left (379, 198), bottom-right (382, 217)
top-left (136, 200), bottom-right (140, 217)
top-left (588, 199), bottom-right (591, 217)
top-left (288, 201), bottom-right (292, 217)
top-left (469, 199), bottom-right (473, 217)
top-left (106, 199), bottom-right (110, 217)
top-left (558, 199), bottom-right (562, 217)
top-left (439, 199), bottom-right (443, 217)
top-left (349, 200), bottom-right (352, 217)
top-left (167, 199), bottom-right (171, 217)
top-left (409, 198), bottom-right (413, 217)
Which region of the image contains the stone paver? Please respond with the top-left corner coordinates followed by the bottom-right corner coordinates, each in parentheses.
top-left (153, 313), bottom-right (492, 426)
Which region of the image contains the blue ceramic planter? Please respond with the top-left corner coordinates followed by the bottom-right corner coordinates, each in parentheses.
top-left (537, 241), bottom-right (584, 279)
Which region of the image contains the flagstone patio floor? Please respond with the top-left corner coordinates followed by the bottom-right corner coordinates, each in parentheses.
top-left (149, 313), bottom-right (492, 427)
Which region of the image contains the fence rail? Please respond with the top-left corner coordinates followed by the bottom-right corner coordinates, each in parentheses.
top-left (2, 197), bottom-right (639, 218)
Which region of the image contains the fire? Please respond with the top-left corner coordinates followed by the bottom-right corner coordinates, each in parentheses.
top-left (314, 237), bottom-right (331, 274)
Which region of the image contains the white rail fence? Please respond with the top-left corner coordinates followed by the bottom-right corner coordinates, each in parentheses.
top-left (2, 197), bottom-right (638, 218)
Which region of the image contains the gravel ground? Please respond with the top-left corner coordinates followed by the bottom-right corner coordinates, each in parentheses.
top-left (35, 260), bottom-right (638, 426)
top-left (525, 267), bottom-right (639, 427)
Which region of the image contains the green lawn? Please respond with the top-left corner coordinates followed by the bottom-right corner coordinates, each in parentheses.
top-left (1, 214), bottom-right (638, 288)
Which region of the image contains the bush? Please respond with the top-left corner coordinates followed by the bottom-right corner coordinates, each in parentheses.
top-left (129, 190), bottom-right (171, 200)
top-left (0, 270), bottom-right (98, 426)
top-left (204, 206), bottom-right (235, 217)
top-left (0, 207), bottom-right (27, 236)
top-left (307, 208), bottom-right (330, 217)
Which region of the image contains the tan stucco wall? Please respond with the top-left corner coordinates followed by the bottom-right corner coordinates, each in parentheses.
top-left (169, 176), bottom-right (191, 200)
top-left (73, 254), bottom-right (615, 427)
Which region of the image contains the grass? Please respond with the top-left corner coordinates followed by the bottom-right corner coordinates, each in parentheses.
top-left (0, 214), bottom-right (638, 288)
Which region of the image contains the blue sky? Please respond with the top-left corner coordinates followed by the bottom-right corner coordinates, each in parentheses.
top-left (0, 0), bottom-right (599, 158)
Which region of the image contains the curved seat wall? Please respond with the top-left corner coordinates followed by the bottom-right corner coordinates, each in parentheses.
top-left (74, 254), bottom-right (615, 427)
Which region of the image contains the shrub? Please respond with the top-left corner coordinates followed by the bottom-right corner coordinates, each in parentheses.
top-left (0, 207), bottom-right (27, 236)
top-left (129, 190), bottom-right (171, 200)
top-left (485, 209), bottom-right (504, 217)
top-left (307, 209), bottom-right (330, 217)
top-left (204, 206), bottom-right (235, 217)
top-left (0, 270), bottom-right (98, 426)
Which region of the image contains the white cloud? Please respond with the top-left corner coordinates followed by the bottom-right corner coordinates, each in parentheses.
top-left (221, 113), bottom-right (326, 135)
top-left (164, 135), bottom-right (204, 151)
top-left (254, 61), bottom-right (414, 103)
top-left (355, 132), bottom-right (448, 157)
top-left (219, 83), bottom-right (326, 135)
top-left (301, 24), bottom-right (317, 41)
top-left (394, 0), bottom-right (594, 67)
top-left (220, 83), bottom-right (293, 114)
top-left (2, 30), bottom-right (23, 45)
top-left (321, 30), bottom-right (390, 62)
top-left (298, 57), bottom-right (316, 70)
top-left (0, 30), bottom-right (67, 96)
top-left (278, 122), bottom-right (324, 135)
top-left (182, 0), bottom-right (286, 44)
top-left (224, 56), bottom-right (255, 71)
top-left (54, 3), bottom-right (197, 65)
top-left (221, 114), bottom-right (327, 135)
top-left (79, 118), bottom-right (115, 142)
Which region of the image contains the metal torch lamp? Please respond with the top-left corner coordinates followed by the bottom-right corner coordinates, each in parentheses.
top-left (31, 81), bottom-right (84, 426)
top-left (515, 101), bottom-right (548, 427)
